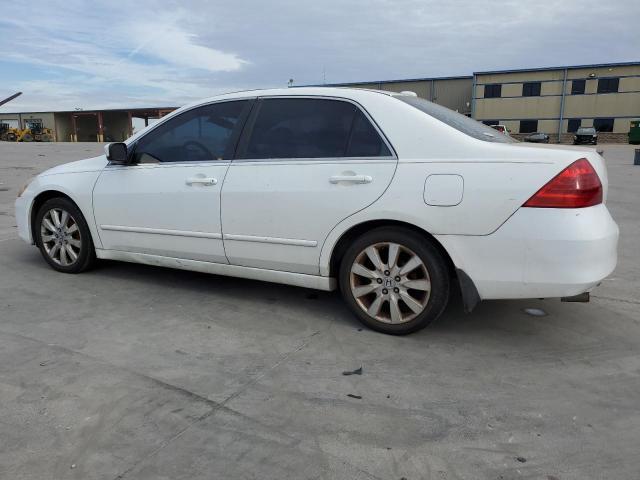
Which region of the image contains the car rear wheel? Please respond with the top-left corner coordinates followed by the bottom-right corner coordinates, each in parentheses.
top-left (339, 227), bottom-right (450, 335)
top-left (35, 197), bottom-right (96, 273)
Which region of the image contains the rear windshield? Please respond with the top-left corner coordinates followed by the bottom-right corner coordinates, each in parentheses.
top-left (577, 127), bottom-right (596, 134)
top-left (395, 95), bottom-right (515, 143)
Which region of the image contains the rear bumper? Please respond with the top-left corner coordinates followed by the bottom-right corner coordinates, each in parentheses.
top-left (438, 204), bottom-right (618, 300)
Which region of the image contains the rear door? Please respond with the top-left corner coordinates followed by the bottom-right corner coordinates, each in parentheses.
top-left (221, 96), bottom-right (397, 275)
top-left (93, 100), bottom-right (252, 263)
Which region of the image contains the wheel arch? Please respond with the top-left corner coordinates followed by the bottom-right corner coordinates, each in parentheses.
top-left (30, 190), bottom-right (81, 243)
top-left (326, 219), bottom-right (481, 312)
top-left (328, 219), bottom-right (456, 278)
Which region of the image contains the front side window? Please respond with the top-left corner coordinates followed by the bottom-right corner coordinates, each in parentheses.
top-left (522, 82), bottom-right (541, 97)
top-left (519, 120), bottom-right (538, 133)
top-left (132, 101), bottom-right (249, 163)
top-left (593, 118), bottom-right (614, 132)
top-left (597, 78), bottom-right (619, 94)
top-left (242, 98), bottom-right (390, 159)
top-left (484, 84), bottom-right (502, 98)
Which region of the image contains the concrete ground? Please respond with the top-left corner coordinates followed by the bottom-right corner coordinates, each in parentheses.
top-left (0, 142), bottom-right (638, 480)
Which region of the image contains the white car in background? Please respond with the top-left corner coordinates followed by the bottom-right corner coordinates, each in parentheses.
top-left (15, 88), bottom-right (619, 334)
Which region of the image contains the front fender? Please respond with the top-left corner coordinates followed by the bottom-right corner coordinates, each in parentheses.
top-left (22, 171), bottom-right (104, 249)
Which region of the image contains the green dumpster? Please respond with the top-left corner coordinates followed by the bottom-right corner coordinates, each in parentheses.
top-left (629, 120), bottom-right (640, 145)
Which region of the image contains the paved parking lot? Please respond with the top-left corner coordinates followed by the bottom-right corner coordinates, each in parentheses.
top-left (0, 142), bottom-right (639, 479)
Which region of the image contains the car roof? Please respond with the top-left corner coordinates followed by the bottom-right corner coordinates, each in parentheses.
top-left (125, 87), bottom-right (409, 145)
top-left (182, 87), bottom-right (402, 109)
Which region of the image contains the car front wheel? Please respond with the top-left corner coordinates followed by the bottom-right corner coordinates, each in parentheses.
top-left (339, 227), bottom-right (450, 335)
top-left (35, 197), bottom-right (96, 273)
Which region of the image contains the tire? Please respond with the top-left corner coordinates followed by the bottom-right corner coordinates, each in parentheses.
top-left (338, 227), bottom-right (450, 335)
top-left (34, 197), bottom-right (96, 273)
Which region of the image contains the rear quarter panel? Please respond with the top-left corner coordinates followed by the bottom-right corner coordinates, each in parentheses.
top-left (319, 131), bottom-right (604, 276)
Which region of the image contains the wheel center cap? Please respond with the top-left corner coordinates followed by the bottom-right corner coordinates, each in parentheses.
top-left (384, 278), bottom-right (394, 288)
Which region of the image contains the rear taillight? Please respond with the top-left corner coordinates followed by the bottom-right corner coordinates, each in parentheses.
top-left (523, 158), bottom-right (602, 208)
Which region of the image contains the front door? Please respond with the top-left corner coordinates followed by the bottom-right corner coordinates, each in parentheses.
top-left (93, 100), bottom-right (252, 263)
top-left (221, 97), bottom-right (397, 275)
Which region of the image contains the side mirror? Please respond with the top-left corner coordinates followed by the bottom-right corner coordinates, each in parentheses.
top-left (104, 142), bottom-right (129, 164)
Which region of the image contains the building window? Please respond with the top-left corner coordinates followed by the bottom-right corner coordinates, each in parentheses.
top-left (482, 120), bottom-right (499, 126)
top-left (519, 120), bottom-right (538, 133)
top-left (484, 84), bottom-right (501, 98)
top-left (597, 78), bottom-right (619, 94)
top-left (522, 82), bottom-right (541, 97)
top-left (571, 79), bottom-right (586, 95)
top-left (567, 119), bottom-right (582, 133)
top-left (593, 118), bottom-right (614, 132)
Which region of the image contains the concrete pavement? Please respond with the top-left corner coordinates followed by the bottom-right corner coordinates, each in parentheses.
top-left (0, 142), bottom-right (639, 479)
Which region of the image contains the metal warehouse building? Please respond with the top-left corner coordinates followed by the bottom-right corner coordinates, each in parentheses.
top-left (2, 61), bottom-right (638, 143)
top-left (319, 75), bottom-right (474, 116)
top-left (472, 61), bottom-right (640, 142)
top-left (328, 61), bottom-right (639, 143)
top-left (0, 107), bottom-right (176, 142)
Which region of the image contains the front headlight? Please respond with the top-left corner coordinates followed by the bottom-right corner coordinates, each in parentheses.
top-left (573, 135), bottom-right (577, 139)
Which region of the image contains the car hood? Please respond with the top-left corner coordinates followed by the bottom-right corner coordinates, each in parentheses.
top-left (39, 155), bottom-right (109, 177)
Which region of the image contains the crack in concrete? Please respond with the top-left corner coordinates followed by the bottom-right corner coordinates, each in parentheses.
top-left (0, 328), bottom-right (340, 479)
top-left (7, 327), bottom-right (339, 479)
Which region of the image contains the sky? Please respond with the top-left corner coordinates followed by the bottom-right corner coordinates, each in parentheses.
top-left (1, 0), bottom-right (639, 112)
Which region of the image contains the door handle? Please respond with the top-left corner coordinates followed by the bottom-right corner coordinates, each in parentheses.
top-left (329, 174), bottom-right (373, 184)
top-left (186, 177), bottom-right (217, 186)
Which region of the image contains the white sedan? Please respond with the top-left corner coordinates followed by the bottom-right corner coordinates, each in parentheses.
top-left (15, 88), bottom-right (619, 334)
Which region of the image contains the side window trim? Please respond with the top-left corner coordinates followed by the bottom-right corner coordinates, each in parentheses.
top-left (234, 95), bottom-right (397, 162)
top-left (234, 98), bottom-right (264, 161)
top-left (126, 98), bottom-right (256, 165)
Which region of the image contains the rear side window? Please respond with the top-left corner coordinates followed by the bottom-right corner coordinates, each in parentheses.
top-left (133, 100), bottom-right (249, 163)
top-left (396, 96), bottom-right (515, 143)
top-left (242, 98), bottom-right (391, 159)
top-left (346, 110), bottom-right (392, 157)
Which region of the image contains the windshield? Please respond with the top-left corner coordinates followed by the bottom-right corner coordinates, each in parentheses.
top-left (577, 127), bottom-right (596, 134)
top-left (395, 95), bottom-right (515, 143)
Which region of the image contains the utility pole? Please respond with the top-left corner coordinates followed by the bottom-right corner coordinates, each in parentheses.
top-left (0, 92), bottom-right (22, 108)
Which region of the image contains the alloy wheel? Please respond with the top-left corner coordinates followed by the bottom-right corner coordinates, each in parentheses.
top-left (349, 242), bottom-right (431, 324)
top-left (40, 208), bottom-right (82, 266)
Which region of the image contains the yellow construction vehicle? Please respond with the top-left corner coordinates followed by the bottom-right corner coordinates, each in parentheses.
top-left (0, 123), bottom-right (18, 141)
top-left (16, 128), bottom-right (33, 142)
top-left (22, 120), bottom-right (54, 142)
top-left (40, 127), bottom-right (54, 141)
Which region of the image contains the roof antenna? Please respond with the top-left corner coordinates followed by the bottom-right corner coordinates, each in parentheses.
top-left (323, 67), bottom-right (326, 85)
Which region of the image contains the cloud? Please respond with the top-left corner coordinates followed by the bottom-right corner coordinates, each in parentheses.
top-left (128, 14), bottom-right (247, 73)
top-left (1, 0), bottom-right (639, 111)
